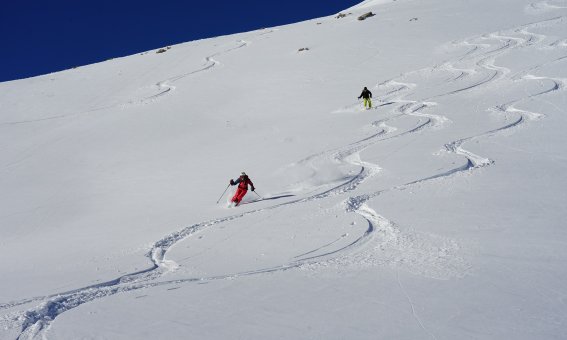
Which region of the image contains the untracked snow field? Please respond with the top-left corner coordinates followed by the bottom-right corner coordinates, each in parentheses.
top-left (1, 0), bottom-right (567, 339)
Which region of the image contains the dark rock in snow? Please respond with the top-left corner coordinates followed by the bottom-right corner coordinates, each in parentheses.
top-left (156, 46), bottom-right (171, 54)
top-left (358, 12), bottom-right (376, 21)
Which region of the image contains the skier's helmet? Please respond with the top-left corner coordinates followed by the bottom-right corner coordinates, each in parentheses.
top-left (241, 171), bottom-right (247, 177)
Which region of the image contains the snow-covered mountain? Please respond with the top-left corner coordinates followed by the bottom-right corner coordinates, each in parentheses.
top-left (1, 0), bottom-right (567, 339)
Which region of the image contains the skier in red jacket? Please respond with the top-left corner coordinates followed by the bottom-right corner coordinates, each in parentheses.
top-left (230, 172), bottom-right (255, 206)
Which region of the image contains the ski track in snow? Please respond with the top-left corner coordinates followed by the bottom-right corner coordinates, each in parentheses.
top-left (526, 0), bottom-right (567, 14)
top-left (439, 16), bottom-right (567, 168)
top-left (0, 39), bottom-right (254, 127)
top-left (301, 16), bottom-right (567, 274)
top-left (3, 14), bottom-right (567, 340)
top-left (397, 270), bottom-right (439, 340)
top-left (126, 39), bottom-right (251, 106)
top-left (0, 39), bottom-right (256, 174)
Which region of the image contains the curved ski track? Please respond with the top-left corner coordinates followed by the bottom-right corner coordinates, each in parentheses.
top-left (337, 16), bottom-right (567, 273)
top-left (130, 39), bottom-right (250, 106)
top-left (2, 14), bottom-right (567, 340)
top-left (0, 39), bottom-right (252, 127)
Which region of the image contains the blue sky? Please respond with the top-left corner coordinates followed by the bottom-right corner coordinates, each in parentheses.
top-left (0, 0), bottom-right (362, 82)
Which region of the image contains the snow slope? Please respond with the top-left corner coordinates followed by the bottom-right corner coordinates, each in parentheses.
top-left (1, 0), bottom-right (567, 339)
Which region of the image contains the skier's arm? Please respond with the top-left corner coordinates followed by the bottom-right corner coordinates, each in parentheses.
top-left (248, 179), bottom-right (255, 191)
top-left (230, 178), bottom-right (242, 186)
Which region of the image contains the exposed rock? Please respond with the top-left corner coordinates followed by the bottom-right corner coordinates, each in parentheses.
top-left (155, 46), bottom-right (172, 54)
top-left (358, 12), bottom-right (375, 21)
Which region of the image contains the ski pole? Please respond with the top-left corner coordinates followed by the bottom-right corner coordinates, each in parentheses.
top-left (252, 190), bottom-right (263, 200)
top-left (216, 184), bottom-right (230, 204)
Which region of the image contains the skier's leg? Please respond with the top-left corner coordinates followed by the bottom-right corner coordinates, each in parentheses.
top-left (236, 189), bottom-right (248, 203)
top-left (368, 98), bottom-right (372, 108)
top-left (231, 188), bottom-right (242, 203)
top-left (232, 188), bottom-right (247, 204)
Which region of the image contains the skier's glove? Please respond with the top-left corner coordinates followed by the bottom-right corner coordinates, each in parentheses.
top-left (251, 187), bottom-right (255, 191)
top-left (230, 179), bottom-right (234, 185)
